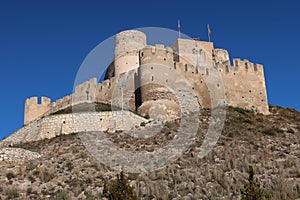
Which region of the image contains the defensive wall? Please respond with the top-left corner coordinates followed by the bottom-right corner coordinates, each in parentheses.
top-left (1, 111), bottom-right (147, 147)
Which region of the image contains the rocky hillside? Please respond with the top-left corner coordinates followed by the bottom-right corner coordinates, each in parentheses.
top-left (0, 105), bottom-right (299, 199)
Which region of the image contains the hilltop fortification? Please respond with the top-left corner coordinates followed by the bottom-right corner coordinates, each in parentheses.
top-left (24, 29), bottom-right (269, 126)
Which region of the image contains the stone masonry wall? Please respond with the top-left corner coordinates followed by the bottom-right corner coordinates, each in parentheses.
top-left (218, 59), bottom-right (269, 114)
top-left (1, 111), bottom-right (147, 147)
top-left (137, 43), bottom-right (268, 115)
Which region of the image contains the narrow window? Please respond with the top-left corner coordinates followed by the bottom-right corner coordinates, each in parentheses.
top-left (226, 65), bottom-right (229, 73)
top-left (245, 62), bottom-right (248, 70)
top-left (254, 64), bottom-right (258, 71)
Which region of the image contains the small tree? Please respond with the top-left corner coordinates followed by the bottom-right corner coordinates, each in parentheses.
top-left (103, 171), bottom-right (138, 200)
top-left (241, 166), bottom-right (264, 200)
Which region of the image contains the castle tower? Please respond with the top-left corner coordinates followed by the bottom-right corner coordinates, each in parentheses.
top-left (24, 96), bottom-right (51, 125)
top-left (214, 49), bottom-right (230, 65)
top-left (172, 38), bottom-right (214, 66)
top-left (137, 45), bottom-right (181, 121)
top-left (114, 30), bottom-right (146, 77)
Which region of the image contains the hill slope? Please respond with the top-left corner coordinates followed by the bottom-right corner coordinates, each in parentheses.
top-left (0, 105), bottom-right (299, 199)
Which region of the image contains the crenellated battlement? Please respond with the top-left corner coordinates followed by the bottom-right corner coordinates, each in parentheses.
top-left (231, 58), bottom-right (263, 73)
top-left (216, 58), bottom-right (263, 75)
top-left (140, 45), bottom-right (174, 66)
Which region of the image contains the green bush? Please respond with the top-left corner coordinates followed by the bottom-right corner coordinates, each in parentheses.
top-left (80, 152), bottom-right (88, 159)
top-left (232, 107), bottom-right (254, 118)
top-left (165, 121), bottom-right (173, 128)
top-left (241, 166), bottom-right (264, 200)
top-left (33, 170), bottom-right (40, 176)
top-left (102, 171), bottom-right (138, 200)
top-left (6, 172), bottom-right (15, 180)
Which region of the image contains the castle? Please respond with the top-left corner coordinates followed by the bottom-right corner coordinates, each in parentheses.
top-left (0, 29), bottom-right (269, 146)
top-left (24, 29), bottom-right (269, 125)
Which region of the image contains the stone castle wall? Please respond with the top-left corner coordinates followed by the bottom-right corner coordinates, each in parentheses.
top-left (218, 58), bottom-right (269, 113)
top-left (1, 111), bottom-right (147, 147)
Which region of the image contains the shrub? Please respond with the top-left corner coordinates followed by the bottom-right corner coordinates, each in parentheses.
top-left (28, 175), bottom-right (36, 183)
top-left (263, 126), bottom-right (283, 136)
top-left (262, 189), bottom-right (272, 199)
top-left (241, 166), bottom-right (264, 200)
top-left (40, 169), bottom-right (55, 182)
top-left (5, 187), bottom-right (19, 199)
top-left (140, 122), bottom-right (146, 127)
top-left (26, 162), bottom-right (37, 171)
top-left (232, 107), bottom-right (254, 118)
top-left (71, 146), bottom-right (79, 154)
top-left (52, 190), bottom-right (69, 200)
top-left (102, 171), bottom-right (138, 200)
top-left (6, 172), bottom-right (15, 180)
top-left (26, 187), bottom-right (33, 195)
top-left (66, 177), bottom-right (80, 187)
top-left (33, 170), bottom-right (40, 176)
top-left (144, 114), bottom-right (150, 119)
top-left (80, 152), bottom-right (87, 159)
top-left (165, 121), bottom-right (173, 128)
top-left (66, 162), bottom-right (73, 171)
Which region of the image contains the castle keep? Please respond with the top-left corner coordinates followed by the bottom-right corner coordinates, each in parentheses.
top-left (24, 29), bottom-right (269, 125)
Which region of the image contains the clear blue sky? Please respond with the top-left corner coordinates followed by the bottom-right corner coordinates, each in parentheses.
top-left (0, 0), bottom-right (299, 139)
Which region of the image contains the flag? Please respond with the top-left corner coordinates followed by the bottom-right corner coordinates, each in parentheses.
top-left (178, 19), bottom-right (181, 32)
top-left (207, 24), bottom-right (212, 36)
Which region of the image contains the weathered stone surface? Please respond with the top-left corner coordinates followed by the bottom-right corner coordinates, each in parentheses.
top-left (0, 148), bottom-right (40, 161)
top-left (1, 111), bottom-right (147, 147)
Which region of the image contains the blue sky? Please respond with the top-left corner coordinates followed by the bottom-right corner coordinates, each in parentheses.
top-left (0, 0), bottom-right (299, 139)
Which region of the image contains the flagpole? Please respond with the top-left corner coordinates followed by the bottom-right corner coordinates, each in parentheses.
top-left (178, 19), bottom-right (181, 39)
top-left (207, 24), bottom-right (211, 42)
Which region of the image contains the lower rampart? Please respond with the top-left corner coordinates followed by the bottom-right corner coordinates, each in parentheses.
top-left (0, 111), bottom-right (147, 147)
